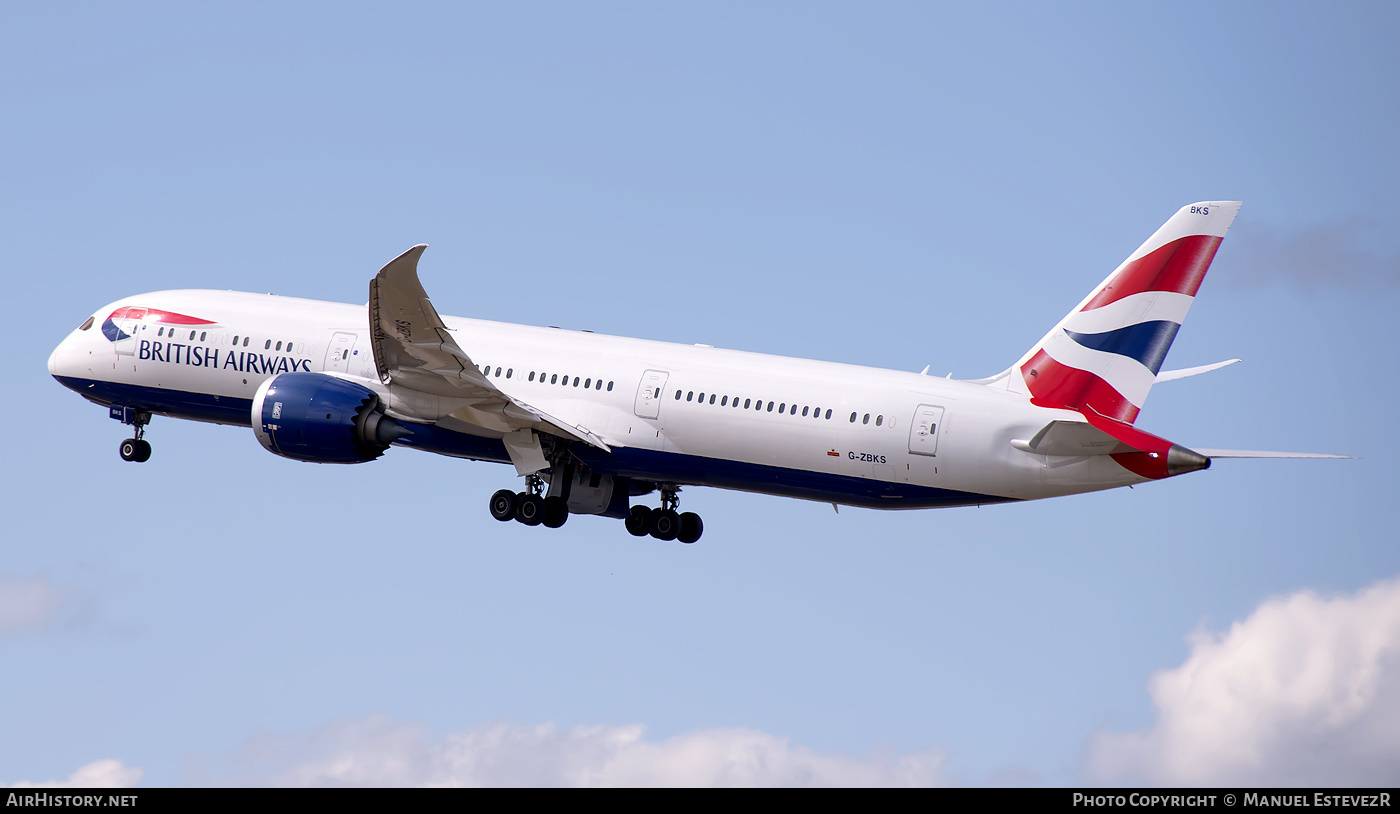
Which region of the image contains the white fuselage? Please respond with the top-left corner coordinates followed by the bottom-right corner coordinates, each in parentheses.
top-left (50, 289), bottom-right (1152, 510)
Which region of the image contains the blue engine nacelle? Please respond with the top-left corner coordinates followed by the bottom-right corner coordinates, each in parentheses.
top-left (251, 372), bottom-right (411, 463)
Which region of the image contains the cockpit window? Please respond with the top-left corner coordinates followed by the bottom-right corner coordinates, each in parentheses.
top-left (79, 316), bottom-right (94, 331)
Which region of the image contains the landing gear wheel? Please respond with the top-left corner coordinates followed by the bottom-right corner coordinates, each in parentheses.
top-left (677, 512), bottom-right (703, 544)
top-left (625, 506), bottom-right (653, 537)
top-left (543, 496), bottom-right (569, 529)
top-left (650, 509), bottom-right (680, 541)
top-left (489, 489), bottom-right (517, 522)
top-left (119, 438), bottom-right (150, 462)
top-left (515, 493), bottom-right (545, 526)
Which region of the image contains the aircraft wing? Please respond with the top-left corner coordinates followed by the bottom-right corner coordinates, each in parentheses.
top-left (368, 244), bottom-right (611, 453)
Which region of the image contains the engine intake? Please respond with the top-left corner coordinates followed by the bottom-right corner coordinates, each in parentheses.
top-left (251, 372), bottom-right (411, 463)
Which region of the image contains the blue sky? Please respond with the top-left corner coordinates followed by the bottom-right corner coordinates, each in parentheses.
top-left (4, 2), bottom-right (1398, 786)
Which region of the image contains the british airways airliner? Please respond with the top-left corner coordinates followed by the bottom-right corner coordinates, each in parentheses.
top-left (48, 202), bottom-right (1340, 543)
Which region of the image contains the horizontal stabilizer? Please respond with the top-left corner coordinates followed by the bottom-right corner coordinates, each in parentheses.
top-left (1013, 412), bottom-right (1211, 480)
top-left (1193, 449), bottom-right (1351, 459)
top-left (1012, 420), bottom-right (1122, 456)
top-left (1157, 359), bottom-right (1241, 382)
top-left (1012, 412), bottom-right (1209, 475)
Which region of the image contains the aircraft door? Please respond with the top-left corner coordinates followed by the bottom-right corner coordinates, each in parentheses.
top-left (909, 404), bottom-right (945, 457)
top-left (324, 332), bottom-right (357, 373)
top-left (634, 370), bottom-right (669, 419)
top-left (111, 307), bottom-right (146, 357)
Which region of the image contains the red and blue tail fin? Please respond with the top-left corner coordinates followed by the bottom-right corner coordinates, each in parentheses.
top-left (1008, 201), bottom-right (1241, 424)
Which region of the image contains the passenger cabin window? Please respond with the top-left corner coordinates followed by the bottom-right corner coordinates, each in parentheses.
top-left (506, 369), bottom-right (513, 379)
top-left (529, 372), bottom-right (536, 381)
top-left (265, 340), bottom-right (272, 349)
top-left (243, 337), bottom-right (249, 346)
top-left (850, 412), bottom-right (857, 423)
top-left (607, 381), bottom-right (614, 391)
top-left (863, 414), bottom-right (870, 425)
top-left (551, 374), bottom-right (558, 384)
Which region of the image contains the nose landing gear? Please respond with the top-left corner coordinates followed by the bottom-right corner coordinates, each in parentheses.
top-left (117, 411), bottom-right (152, 463)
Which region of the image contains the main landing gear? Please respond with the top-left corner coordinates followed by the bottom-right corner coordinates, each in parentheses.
top-left (486, 478), bottom-right (704, 543)
top-left (625, 486), bottom-right (703, 544)
top-left (118, 412), bottom-right (152, 463)
top-left (489, 473), bottom-right (569, 529)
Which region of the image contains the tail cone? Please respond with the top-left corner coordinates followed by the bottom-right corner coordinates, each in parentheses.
top-left (1166, 444), bottom-right (1211, 476)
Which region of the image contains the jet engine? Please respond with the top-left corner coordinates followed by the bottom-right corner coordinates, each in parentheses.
top-left (251, 372), bottom-right (411, 463)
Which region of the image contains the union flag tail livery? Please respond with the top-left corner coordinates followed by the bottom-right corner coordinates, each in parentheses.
top-left (1011, 201), bottom-right (1242, 424)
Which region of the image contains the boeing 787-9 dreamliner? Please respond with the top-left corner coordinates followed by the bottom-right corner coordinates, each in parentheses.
top-left (49, 201), bottom-right (1342, 543)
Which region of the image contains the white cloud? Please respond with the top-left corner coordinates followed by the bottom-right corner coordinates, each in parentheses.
top-left (6, 759), bottom-right (143, 788)
top-left (0, 574), bottom-right (70, 635)
top-left (1086, 575), bottom-right (1400, 787)
top-left (208, 716), bottom-right (951, 787)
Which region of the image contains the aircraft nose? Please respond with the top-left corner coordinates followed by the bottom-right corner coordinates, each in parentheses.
top-left (47, 337), bottom-right (65, 377)
top-left (48, 334), bottom-right (68, 375)
top-left (49, 326), bottom-right (87, 379)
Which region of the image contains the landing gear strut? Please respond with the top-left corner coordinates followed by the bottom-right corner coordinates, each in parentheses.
top-left (489, 473), bottom-right (569, 529)
top-left (117, 412), bottom-right (152, 463)
top-left (626, 486), bottom-right (703, 544)
top-left (485, 470), bottom-right (702, 542)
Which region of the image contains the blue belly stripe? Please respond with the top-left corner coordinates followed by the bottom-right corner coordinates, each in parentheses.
top-left (55, 375), bottom-right (254, 426)
top-left (54, 376), bottom-right (1016, 510)
top-left (572, 447), bottom-right (1015, 509)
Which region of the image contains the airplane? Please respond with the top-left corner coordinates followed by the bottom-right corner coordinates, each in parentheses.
top-left (48, 201), bottom-right (1343, 544)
